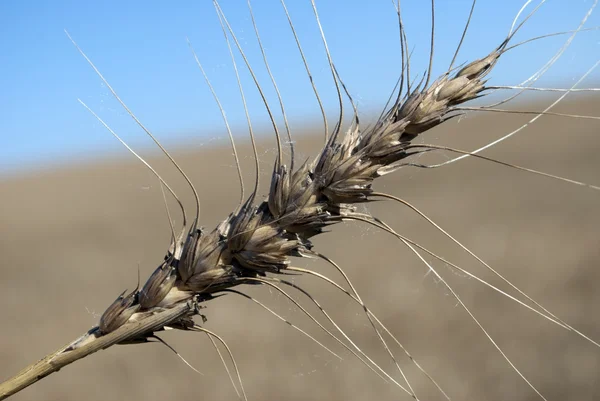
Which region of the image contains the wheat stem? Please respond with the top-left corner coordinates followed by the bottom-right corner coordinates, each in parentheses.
top-left (0, 302), bottom-right (193, 400)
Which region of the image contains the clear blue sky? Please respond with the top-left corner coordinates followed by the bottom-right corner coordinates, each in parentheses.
top-left (1, 0), bottom-right (598, 175)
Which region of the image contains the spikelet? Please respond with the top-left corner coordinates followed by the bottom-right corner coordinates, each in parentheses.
top-left (98, 289), bottom-right (139, 334)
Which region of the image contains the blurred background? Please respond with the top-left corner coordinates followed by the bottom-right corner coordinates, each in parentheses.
top-left (1, 0), bottom-right (599, 400)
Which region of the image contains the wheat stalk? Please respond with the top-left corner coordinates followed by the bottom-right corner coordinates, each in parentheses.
top-left (1, 0), bottom-right (599, 400)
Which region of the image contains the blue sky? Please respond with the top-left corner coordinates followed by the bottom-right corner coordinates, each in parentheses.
top-left (1, 0), bottom-right (598, 176)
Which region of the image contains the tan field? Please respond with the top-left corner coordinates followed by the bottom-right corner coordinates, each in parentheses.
top-left (1, 99), bottom-right (599, 400)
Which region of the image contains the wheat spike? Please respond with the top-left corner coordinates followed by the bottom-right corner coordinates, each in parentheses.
top-left (1, 0), bottom-right (599, 400)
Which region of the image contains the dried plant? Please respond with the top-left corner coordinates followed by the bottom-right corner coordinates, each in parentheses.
top-left (1, 0), bottom-right (599, 400)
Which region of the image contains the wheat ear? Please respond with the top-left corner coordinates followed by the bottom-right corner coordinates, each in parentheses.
top-left (2, 0), bottom-right (600, 399)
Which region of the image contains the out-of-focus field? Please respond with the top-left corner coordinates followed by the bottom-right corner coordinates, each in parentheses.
top-left (1, 99), bottom-right (599, 401)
